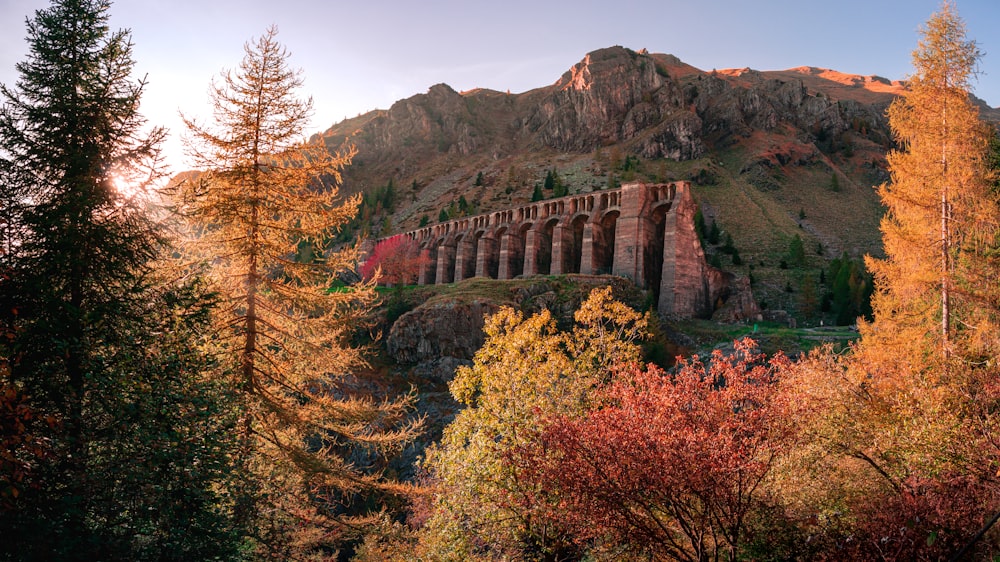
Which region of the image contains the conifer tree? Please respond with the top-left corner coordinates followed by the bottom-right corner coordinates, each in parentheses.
top-left (780, 7), bottom-right (1000, 556)
top-left (0, 1), bottom-right (242, 558)
top-left (865, 1), bottom-right (999, 364)
top-left (173, 26), bottom-right (417, 553)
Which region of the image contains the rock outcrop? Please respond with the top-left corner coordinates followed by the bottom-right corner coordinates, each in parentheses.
top-left (386, 299), bottom-right (499, 382)
top-left (384, 276), bottom-right (651, 383)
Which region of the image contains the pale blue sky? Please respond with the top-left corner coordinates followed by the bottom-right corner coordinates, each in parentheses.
top-left (2, 0), bottom-right (998, 171)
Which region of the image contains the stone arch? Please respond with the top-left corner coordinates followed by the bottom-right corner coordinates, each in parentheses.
top-left (454, 232), bottom-right (477, 282)
top-left (536, 217), bottom-right (560, 275)
top-left (647, 201), bottom-right (673, 305)
top-left (518, 222), bottom-right (536, 276)
top-left (475, 228), bottom-right (500, 279)
top-left (498, 226), bottom-right (523, 279)
top-left (566, 213), bottom-right (590, 274)
top-left (593, 209), bottom-right (619, 275)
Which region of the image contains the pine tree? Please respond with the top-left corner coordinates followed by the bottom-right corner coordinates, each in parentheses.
top-left (173, 26), bottom-right (417, 554)
top-left (864, 1), bottom-right (999, 365)
top-left (0, 1), bottom-right (240, 558)
top-left (707, 219), bottom-right (720, 244)
top-left (788, 234), bottom-right (806, 267)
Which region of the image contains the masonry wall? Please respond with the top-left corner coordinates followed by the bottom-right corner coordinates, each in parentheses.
top-left (364, 181), bottom-right (742, 320)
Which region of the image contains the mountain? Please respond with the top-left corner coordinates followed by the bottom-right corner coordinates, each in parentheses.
top-left (317, 46), bottom-right (994, 312)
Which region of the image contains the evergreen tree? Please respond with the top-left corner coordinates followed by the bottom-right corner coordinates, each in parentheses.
top-left (731, 248), bottom-right (742, 266)
top-left (381, 177), bottom-right (396, 213)
top-left (174, 26), bottom-right (417, 555)
top-left (788, 234), bottom-right (806, 267)
top-left (0, 1), bottom-right (240, 558)
top-left (694, 208), bottom-right (706, 240)
top-left (553, 178), bottom-right (568, 198)
top-left (531, 183), bottom-right (544, 202)
top-left (707, 219), bottom-right (720, 244)
top-left (722, 232), bottom-right (736, 254)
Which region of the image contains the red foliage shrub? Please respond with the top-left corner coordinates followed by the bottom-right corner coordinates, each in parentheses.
top-left (831, 473), bottom-right (1000, 561)
top-left (360, 235), bottom-right (427, 286)
top-left (511, 339), bottom-right (794, 561)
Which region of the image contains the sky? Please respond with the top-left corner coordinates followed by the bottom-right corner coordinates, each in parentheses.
top-left (2, 0), bottom-right (999, 172)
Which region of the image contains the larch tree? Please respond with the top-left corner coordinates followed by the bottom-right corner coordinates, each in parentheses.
top-left (776, 5), bottom-right (1000, 557)
top-left (0, 0), bottom-right (244, 559)
top-left (173, 26), bottom-right (418, 554)
top-left (864, 1), bottom-right (999, 366)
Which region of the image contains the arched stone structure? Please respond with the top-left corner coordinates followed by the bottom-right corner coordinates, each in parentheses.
top-left (379, 181), bottom-right (718, 318)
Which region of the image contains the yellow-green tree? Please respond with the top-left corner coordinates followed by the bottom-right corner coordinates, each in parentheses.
top-left (417, 288), bottom-right (648, 560)
top-left (173, 26), bottom-right (417, 555)
top-left (865, 1), bottom-right (999, 366)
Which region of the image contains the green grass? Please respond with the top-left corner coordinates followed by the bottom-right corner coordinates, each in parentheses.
top-left (671, 318), bottom-right (858, 357)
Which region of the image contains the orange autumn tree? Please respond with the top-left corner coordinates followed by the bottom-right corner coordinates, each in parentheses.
top-left (172, 26), bottom-right (418, 556)
top-left (864, 0), bottom-right (999, 367)
top-left (778, 4), bottom-right (1000, 558)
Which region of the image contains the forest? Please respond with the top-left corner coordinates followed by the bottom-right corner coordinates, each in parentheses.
top-left (1, 1), bottom-right (999, 560)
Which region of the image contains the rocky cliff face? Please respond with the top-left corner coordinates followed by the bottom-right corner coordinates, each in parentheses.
top-left (384, 277), bottom-right (650, 383)
top-left (323, 46), bottom-right (902, 177)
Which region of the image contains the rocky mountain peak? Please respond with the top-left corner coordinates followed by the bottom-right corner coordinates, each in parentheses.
top-left (316, 46), bottom-right (929, 269)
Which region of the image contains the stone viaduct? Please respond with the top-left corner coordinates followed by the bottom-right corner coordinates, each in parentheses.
top-left (373, 181), bottom-right (729, 319)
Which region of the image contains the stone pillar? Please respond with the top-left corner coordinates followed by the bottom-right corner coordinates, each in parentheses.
top-left (454, 236), bottom-right (476, 282)
top-left (476, 235), bottom-right (499, 279)
top-left (549, 222), bottom-right (571, 275)
top-left (523, 229), bottom-right (540, 276)
top-left (659, 182), bottom-right (709, 317)
top-left (579, 222), bottom-right (595, 275)
top-left (498, 232), bottom-right (513, 280)
top-left (612, 182), bottom-right (656, 287)
top-left (417, 247), bottom-right (436, 285)
top-left (435, 241), bottom-right (456, 284)
top-left (499, 230), bottom-right (526, 280)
